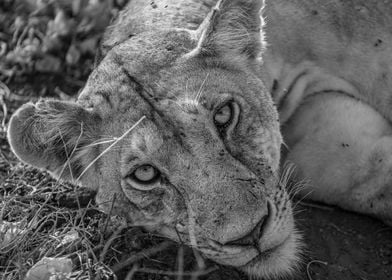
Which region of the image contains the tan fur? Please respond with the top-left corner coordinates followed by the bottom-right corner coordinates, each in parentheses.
top-left (7, 0), bottom-right (392, 278)
top-left (262, 0), bottom-right (392, 226)
top-left (283, 93), bottom-right (392, 224)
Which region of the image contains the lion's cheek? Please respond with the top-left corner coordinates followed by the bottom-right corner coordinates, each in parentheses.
top-left (120, 185), bottom-right (184, 227)
top-left (95, 186), bottom-right (144, 223)
top-left (245, 126), bottom-right (282, 175)
top-left (260, 129), bottom-right (282, 173)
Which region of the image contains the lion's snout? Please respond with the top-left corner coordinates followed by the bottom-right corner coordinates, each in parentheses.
top-left (189, 180), bottom-right (269, 245)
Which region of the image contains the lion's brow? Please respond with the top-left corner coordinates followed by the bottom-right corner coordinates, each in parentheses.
top-left (173, 97), bottom-right (200, 114)
top-left (171, 73), bottom-right (210, 114)
top-left (94, 89), bottom-right (114, 109)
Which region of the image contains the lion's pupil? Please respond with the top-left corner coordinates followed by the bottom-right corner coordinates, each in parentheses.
top-left (215, 105), bottom-right (232, 125)
top-left (135, 165), bottom-right (155, 181)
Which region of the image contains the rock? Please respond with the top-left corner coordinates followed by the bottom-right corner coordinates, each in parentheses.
top-left (35, 55), bottom-right (62, 73)
top-left (25, 257), bottom-right (73, 280)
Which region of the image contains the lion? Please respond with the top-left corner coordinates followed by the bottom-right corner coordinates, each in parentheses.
top-left (6, 0), bottom-right (392, 278)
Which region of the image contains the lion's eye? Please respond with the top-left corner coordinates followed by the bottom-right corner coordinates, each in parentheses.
top-left (214, 103), bottom-right (233, 126)
top-left (130, 165), bottom-right (160, 185)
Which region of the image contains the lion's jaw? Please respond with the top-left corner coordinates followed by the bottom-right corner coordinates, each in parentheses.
top-left (186, 189), bottom-right (301, 278)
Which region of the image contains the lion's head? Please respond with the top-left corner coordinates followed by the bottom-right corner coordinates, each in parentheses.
top-left (7, 0), bottom-right (301, 278)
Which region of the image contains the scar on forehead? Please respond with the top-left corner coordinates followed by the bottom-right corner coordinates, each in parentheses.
top-left (127, 124), bottom-right (164, 154)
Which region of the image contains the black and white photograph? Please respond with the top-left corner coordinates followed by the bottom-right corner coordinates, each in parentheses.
top-left (0, 0), bottom-right (391, 279)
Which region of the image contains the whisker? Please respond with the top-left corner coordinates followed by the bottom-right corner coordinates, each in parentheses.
top-left (57, 123), bottom-right (84, 182)
top-left (96, 135), bottom-right (118, 139)
top-left (289, 179), bottom-right (309, 198)
top-left (292, 188), bottom-right (313, 211)
top-left (90, 136), bottom-right (117, 142)
top-left (185, 79), bottom-right (189, 100)
top-left (83, 139), bottom-right (117, 148)
top-left (195, 73), bottom-right (209, 103)
top-left (279, 161), bottom-right (296, 187)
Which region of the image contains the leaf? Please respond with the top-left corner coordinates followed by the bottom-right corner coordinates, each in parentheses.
top-left (47, 10), bottom-right (74, 38)
top-left (56, 229), bottom-right (79, 248)
top-left (78, 35), bottom-right (99, 55)
top-left (25, 257), bottom-right (73, 280)
top-left (65, 44), bottom-right (81, 66)
top-left (0, 221), bottom-right (24, 247)
top-left (35, 54), bottom-right (62, 73)
top-left (71, 0), bottom-right (89, 16)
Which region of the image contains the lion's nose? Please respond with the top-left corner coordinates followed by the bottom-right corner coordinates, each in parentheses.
top-left (204, 190), bottom-right (268, 245)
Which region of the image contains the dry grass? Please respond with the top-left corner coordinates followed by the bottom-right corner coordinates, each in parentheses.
top-left (0, 160), bottom-right (133, 279)
top-left (0, 157), bottom-right (216, 279)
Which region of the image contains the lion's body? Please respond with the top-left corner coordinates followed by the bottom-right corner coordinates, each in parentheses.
top-left (261, 0), bottom-right (392, 225)
top-left (6, 0), bottom-right (392, 278)
top-left (264, 0), bottom-right (392, 121)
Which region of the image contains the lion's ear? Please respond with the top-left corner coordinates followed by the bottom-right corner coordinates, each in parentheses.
top-left (7, 100), bottom-right (100, 181)
top-left (193, 0), bottom-right (265, 60)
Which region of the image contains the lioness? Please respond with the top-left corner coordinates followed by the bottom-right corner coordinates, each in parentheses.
top-left (6, 0), bottom-right (392, 278)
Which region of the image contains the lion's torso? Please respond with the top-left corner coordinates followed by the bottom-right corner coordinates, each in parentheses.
top-left (262, 0), bottom-right (392, 224)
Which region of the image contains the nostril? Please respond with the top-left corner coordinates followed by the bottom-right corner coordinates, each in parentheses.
top-left (225, 215), bottom-right (267, 247)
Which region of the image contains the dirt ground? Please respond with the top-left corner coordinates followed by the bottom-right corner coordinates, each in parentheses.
top-left (293, 204), bottom-right (392, 280)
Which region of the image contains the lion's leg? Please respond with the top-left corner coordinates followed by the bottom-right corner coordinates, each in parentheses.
top-left (282, 92), bottom-right (392, 225)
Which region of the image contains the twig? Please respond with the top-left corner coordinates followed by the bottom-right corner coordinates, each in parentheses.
top-left (111, 241), bottom-right (172, 273)
top-left (103, 194), bottom-right (116, 234)
top-left (298, 201), bottom-right (335, 211)
top-left (99, 223), bottom-right (127, 262)
top-left (0, 80), bottom-right (10, 131)
top-left (124, 264), bottom-right (139, 280)
top-left (306, 260), bottom-right (328, 280)
top-left (76, 116), bottom-right (146, 180)
top-left (329, 223), bottom-right (350, 236)
top-left (176, 246), bottom-right (184, 280)
top-left (134, 267), bottom-right (217, 277)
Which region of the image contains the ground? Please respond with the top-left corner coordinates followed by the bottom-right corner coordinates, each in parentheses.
top-left (0, 1), bottom-right (391, 279)
top-left (295, 204), bottom-right (392, 280)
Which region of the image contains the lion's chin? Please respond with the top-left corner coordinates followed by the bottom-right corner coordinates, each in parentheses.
top-left (241, 230), bottom-right (302, 279)
top-left (204, 230), bottom-right (302, 279)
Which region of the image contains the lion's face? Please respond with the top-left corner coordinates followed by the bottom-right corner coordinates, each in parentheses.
top-left (7, 0), bottom-right (301, 278)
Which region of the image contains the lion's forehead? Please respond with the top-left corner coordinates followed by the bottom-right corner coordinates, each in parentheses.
top-left (79, 63), bottom-right (254, 120)
top-left (78, 29), bottom-right (197, 109)
top-left (122, 115), bottom-right (216, 156)
top-left (79, 27), bottom-right (271, 117)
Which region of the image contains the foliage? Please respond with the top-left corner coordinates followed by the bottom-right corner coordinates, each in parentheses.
top-left (0, 0), bottom-right (129, 82)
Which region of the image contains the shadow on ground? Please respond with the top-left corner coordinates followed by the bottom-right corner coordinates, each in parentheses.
top-left (294, 204), bottom-right (392, 280)
top-left (203, 204), bottom-right (392, 280)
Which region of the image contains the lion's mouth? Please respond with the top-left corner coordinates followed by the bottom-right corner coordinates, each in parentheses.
top-left (203, 202), bottom-right (294, 267)
top-left (225, 216), bottom-right (266, 247)
top-left (205, 231), bottom-right (290, 267)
